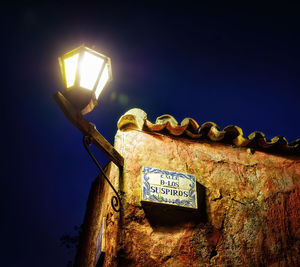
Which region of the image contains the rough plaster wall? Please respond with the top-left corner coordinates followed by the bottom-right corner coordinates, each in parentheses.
top-left (75, 163), bottom-right (121, 267)
top-left (99, 163), bottom-right (121, 267)
top-left (102, 129), bottom-right (300, 266)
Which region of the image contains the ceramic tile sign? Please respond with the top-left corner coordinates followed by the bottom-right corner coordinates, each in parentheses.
top-left (142, 166), bottom-right (197, 209)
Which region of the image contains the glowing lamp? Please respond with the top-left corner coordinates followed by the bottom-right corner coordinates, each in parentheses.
top-left (59, 45), bottom-right (112, 114)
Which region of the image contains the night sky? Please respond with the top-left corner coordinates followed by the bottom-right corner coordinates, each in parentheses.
top-left (2, 1), bottom-right (300, 266)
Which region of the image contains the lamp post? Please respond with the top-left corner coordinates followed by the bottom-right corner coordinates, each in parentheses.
top-left (54, 45), bottom-right (123, 212)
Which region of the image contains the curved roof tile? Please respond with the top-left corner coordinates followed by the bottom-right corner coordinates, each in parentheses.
top-left (117, 108), bottom-right (300, 156)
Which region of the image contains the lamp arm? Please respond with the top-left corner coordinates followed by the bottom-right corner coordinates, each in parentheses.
top-left (83, 135), bottom-right (121, 212)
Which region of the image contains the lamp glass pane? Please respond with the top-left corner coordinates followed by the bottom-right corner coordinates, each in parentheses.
top-left (64, 54), bottom-right (79, 88)
top-left (79, 51), bottom-right (104, 90)
top-left (95, 63), bottom-right (110, 99)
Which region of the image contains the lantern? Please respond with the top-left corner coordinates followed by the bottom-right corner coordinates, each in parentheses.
top-left (59, 45), bottom-right (112, 114)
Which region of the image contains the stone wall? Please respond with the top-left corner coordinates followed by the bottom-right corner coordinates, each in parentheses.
top-left (78, 125), bottom-right (300, 266)
top-left (111, 128), bottom-right (299, 266)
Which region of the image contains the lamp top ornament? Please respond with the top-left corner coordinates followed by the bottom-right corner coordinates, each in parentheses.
top-left (59, 45), bottom-right (112, 114)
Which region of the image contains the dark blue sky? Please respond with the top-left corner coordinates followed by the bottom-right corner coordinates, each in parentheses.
top-left (2, 1), bottom-right (300, 266)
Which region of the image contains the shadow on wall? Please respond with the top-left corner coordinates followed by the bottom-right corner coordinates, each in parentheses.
top-left (142, 182), bottom-right (207, 226)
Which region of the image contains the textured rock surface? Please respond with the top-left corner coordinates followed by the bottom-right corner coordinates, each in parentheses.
top-left (101, 128), bottom-right (300, 266)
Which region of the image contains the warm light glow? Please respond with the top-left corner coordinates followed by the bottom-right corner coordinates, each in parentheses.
top-left (59, 45), bottom-right (112, 113)
top-left (79, 51), bottom-right (104, 90)
top-left (64, 54), bottom-right (79, 88)
top-left (95, 63), bottom-right (110, 99)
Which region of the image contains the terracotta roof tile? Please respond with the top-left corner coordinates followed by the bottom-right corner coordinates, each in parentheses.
top-left (117, 108), bottom-right (300, 156)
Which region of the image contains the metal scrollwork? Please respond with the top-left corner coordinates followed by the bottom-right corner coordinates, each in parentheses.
top-left (83, 135), bottom-right (121, 212)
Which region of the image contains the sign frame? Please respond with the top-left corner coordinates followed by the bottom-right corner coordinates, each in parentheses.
top-left (141, 166), bottom-right (197, 209)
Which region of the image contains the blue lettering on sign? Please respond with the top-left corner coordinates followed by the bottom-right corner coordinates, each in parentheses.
top-left (160, 188), bottom-right (189, 197)
top-left (150, 186), bottom-right (159, 194)
top-left (142, 166), bottom-right (197, 209)
top-left (161, 179), bottom-right (179, 187)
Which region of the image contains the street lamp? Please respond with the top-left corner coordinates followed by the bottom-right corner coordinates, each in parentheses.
top-left (58, 45), bottom-right (112, 114)
top-left (54, 45), bottom-right (123, 212)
